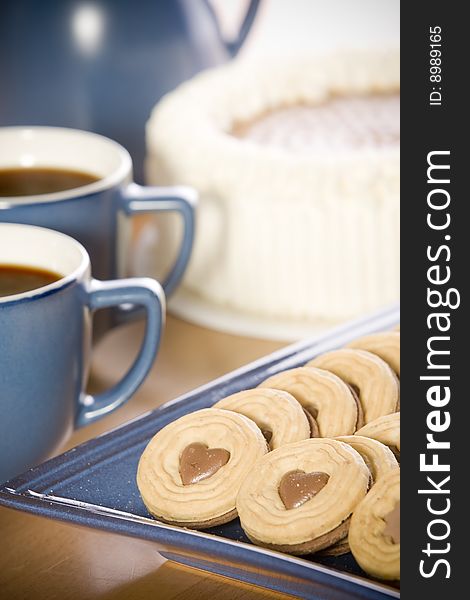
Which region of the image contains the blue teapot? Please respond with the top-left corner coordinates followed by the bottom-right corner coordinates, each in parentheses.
top-left (0, 0), bottom-right (259, 182)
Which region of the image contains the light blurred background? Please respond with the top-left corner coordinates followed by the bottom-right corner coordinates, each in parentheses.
top-left (212, 0), bottom-right (399, 59)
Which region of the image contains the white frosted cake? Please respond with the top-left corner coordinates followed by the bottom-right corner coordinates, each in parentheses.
top-left (145, 51), bottom-right (399, 326)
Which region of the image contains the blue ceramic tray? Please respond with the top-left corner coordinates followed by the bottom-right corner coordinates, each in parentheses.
top-left (0, 305), bottom-right (400, 600)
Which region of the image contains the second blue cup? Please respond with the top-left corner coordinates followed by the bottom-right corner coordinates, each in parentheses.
top-left (0, 223), bottom-right (165, 483)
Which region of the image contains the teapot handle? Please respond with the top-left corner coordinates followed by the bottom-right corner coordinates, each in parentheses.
top-left (212, 0), bottom-right (261, 57)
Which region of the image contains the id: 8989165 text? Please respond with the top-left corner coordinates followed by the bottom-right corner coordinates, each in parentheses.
top-left (429, 26), bottom-right (442, 106)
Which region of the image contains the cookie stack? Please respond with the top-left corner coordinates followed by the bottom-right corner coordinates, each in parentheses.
top-left (137, 329), bottom-right (401, 582)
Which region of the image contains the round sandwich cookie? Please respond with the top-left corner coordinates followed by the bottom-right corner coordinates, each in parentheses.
top-left (335, 435), bottom-right (399, 484)
top-left (307, 349), bottom-right (399, 424)
top-left (259, 367), bottom-right (361, 437)
top-left (347, 331), bottom-right (400, 377)
top-left (236, 438), bottom-right (370, 555)
top-left (355, 413), bottom-right (400, 461)
top-left (349, 468), bottom-right (400, 580)
top-left (319, 436), bottom-right (399, 557)
top-left (137, 408), bottom-right (268, 529)
top-left (317, 535), bottom-right (352, 557)
top-left (213, 388), bottom-right (310, 449)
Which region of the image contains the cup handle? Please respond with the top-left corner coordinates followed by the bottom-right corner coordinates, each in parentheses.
top-left (121, 182), bottom-right (197, 297)
top-left (76, 277), bottom-right (165, 427)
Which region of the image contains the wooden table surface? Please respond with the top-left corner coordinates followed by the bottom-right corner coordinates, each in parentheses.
top-left (0, 315), bottom-right (298, 600)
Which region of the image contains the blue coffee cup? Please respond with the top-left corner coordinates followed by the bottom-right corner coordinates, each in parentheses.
top-left (0, 126), bottom-right (196, 338)
top-left (0, 223), bottom-right (165, 483)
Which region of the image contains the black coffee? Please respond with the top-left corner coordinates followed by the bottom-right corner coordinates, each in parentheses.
top-left (0, 167), bottom-right (100, 196)
top-left (0, 264), bottom-right (62, 297)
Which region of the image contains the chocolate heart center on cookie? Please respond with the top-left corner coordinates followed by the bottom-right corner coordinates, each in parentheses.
top-left (279, 470), bottom-right (330, 509)
top-left (179, 442), bottom-right (230, 485)
top-left (347, 384), bottom-right (364, 429)
top-left (302, 408), bottom-right (320, 438)
top-left (261, 429), bottom-right (273, 444)
top-left (383, 500), bottom-right (400, 544)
